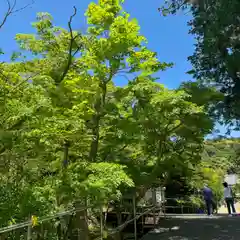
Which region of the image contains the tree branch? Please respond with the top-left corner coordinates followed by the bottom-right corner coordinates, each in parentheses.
top-left (0, 0), bottom-right (35, 30)
top-left (60, 6), bottom-right (83, 82)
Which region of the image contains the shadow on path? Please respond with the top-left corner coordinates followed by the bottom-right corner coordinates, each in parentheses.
top-left (142, 215), bottom-right (240, 240)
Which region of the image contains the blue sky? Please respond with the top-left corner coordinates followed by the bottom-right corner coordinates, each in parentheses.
top-left (0, 0), bottom-right (239, 137)
top-left (0, 0), bottom-right (194, 88)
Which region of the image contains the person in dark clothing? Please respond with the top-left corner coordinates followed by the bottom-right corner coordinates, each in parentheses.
top-left (202, 184), bottom-right (214, 216)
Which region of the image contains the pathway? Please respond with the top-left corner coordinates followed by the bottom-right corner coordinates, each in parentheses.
top-left (142, 214), bottom-right (240, 240)
top-left (218, 201), bottom-right (240, 214)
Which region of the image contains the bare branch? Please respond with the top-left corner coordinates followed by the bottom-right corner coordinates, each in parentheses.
top-left (60, 6), bottom-right (83, 82)
top-left (0, 0), bottom-right (35, 30)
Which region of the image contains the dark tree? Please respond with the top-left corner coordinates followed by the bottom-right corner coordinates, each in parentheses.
top-left (160, 0), bottom-right (240, 126)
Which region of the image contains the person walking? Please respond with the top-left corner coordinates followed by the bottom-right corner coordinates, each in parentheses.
top-left (203, 184), bottom-right (214, 216)
top-left (223, 182), bottom-right (237, 216)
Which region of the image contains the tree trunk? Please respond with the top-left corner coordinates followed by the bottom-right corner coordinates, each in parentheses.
top-left (63, 141), bottom-right (69, 167)
top-left (115, 208), bottom-right (123, 240)
top-left (88, 82), bottom-right (107, 162)
top-left (88, 114), bottom-right (100, 162)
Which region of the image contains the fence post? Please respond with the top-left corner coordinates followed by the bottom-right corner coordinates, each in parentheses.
top-left (74, 200), bottom-right (89, 240)
top-left (27, 223), bottom-right (32, 240)
top-left (100, 206), bottom-right (103, 240)
top-left (133, 193), bottom-right (137, 240)
top-left (141, 205), bottom-right (144, 234)
top-left (161, 187), bottom-right (166, 217)
top-left (152, 188), bottom-right (156, 227)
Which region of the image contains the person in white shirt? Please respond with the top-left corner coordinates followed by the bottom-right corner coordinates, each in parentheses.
top-left (223, 182), bottom-right (236, 216)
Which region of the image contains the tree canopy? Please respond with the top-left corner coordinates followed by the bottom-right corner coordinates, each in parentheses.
top-left (161, 0), bottom-right (240, 125)
top-left (0, 0), bottom-right (238, 238)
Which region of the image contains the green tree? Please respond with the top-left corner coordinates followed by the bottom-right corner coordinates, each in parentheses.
top-left (0, 0), bottom-right (215, 237)
top-left (0, 0), bottom-right (168, 229)
top-left (160, 0), bottom-right (240, 125)
top-left (203, 138), bottom-right (240, 174)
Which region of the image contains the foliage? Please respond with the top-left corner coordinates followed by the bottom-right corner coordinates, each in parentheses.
top-left (203, 138), bottom-right (240, 174)
top-left (179, 81), bottom-right (224, 122)
top-left (158, 0), bottom-right (240, 206)
top-left (164, 137), bottom-right (240, 208)
top-left (160, 0), bottom-right (240, 125)
top-left (187, 138), bottom-right (240, 204)
top-left (189, 0), bottom-right (240, 124)
top-left (0, 0), bottom-right (216, 237)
